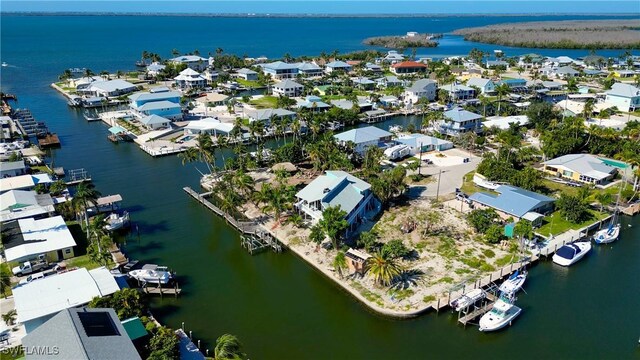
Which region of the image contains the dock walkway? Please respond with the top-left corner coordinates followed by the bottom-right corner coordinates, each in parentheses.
top-left (183, 187), bottom-right (282, 253)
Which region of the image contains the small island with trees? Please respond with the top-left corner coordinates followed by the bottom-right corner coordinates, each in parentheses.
top-left (363, 32), bottom-right (441, 49)
top-left (453, 19), bottom-right (640, 49)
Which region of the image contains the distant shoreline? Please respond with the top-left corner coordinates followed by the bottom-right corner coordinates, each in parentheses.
top-left (1, 12), bottom-right (638, 18)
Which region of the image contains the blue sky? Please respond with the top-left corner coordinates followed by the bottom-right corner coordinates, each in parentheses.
top-left (3, 1), bottom-right (639, 14)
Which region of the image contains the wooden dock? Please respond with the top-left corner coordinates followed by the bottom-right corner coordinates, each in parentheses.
top-left (142, 285), bottom-right (182, 297)
top-left (183, 187), bottom-right (282, 254)
top-left (37, 133), bottom-right (61, 148)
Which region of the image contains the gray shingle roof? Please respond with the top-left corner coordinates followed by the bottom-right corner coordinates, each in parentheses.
top-left (543, 154), bottom-right (616, 180)
top-left (273, 79), bottom-right (303, 90)
top-left (22, 308), bottom-right (141, 360)
top-left (139, 114), bottom-right (170, 125)
top-left (128, 91), bottom-right (181, 102)
top-left (326, 61), bottom-right (351, 68)
top-left (467, 78), bottom-right (493, 88)
top-left (606, 83), bottom-right (640, 98)
top-left (262, 61), bottom-right (298, 71)
top-left (406, 79), bottom-right (436, 92)
top-left (137, 100), bottom-right (181, 111)
top-left (444, 107), bottom-right (483, 122)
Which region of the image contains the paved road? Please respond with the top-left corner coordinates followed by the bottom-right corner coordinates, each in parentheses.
top-left (407, 155), bottom-right (481, 199)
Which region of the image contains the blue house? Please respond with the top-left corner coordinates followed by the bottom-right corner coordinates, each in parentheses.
top-left (498, 79), bottom-right (528, 90)
top-left (295, 171), bottom-right (379, 237)
top-left (129, 91), bottom-right (181, 109)
top-left (469, 185), bottom-right (555, 226)
top-left (136, 101), bottom-right (182, 120)
top-left (260, 61), bottom-right (299, 80)
top-left (437, 107), bottom-right (483, 137)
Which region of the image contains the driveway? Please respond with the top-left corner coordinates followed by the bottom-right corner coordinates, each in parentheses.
top-left (407, 151), bottom-right (481, 199)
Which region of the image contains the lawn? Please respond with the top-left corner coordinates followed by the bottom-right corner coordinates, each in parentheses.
top-left (536, 210), bottom-right (609, 236)
top-left (64, 254), bottom-right (103, 270)
top-left (249, 95), bottom-right (278, 109)
top-left (236, 78), bottom-right (264, 88)
top-left (459, 171), bottom-right (498, 196)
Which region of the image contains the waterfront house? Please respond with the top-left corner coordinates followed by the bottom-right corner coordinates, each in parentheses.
top-left (485, 60), bottom-right (509, 69)
top-left (136, 101), bottom-right (182, 121)
top-left (542, 154), bottom-right (619, 185)
top-left (345, 248), bottom-right (371, 275)
top-left (244, 108), bottom-right (296, 124)
top-left (234, 68), bottom-right (258, 81)
top-left (174, 68), bottom-right (207, 90)
top-left (80, 79), bottom-right (138, 98)
top-left (195, 92), bottom-right (229, 107)
top-left (374, 76), bottom-right (403, 89)
top-left (390, 61), bottom-right (427, 75)
top-left (170, 55), bottom-right (208, 71)
top-left (22, 308), bottom-right (141, 360)
top-left (394, 134), bottom-right (453, 154)
top-left (146, 62), bottom-right (166, 77)
top-left (483, 115), bottom-right (529, 130)
top-left (469, 185), bottom-right (555, 226)
top-left (0, 173), bottom-right (53, 194)
top-left (436, 107), bottom-right (483, 137)
top-left (297, 96), bottom-right (331, 112)
top-left (0, 190), bottom-right (55, 222)
top-left (71, 76), bottom-right (103, 91)
top-left (13, 267), bottom-right (119, 333)
top-left (379, 95), bottom-right (400, 108)
top-left (0, 159), bottom-right (26, 178)
top-left (441, 83), bottom-right (476, 100)
top-left (295, 62), bottom-right (324, 77)
top-left (497, 78), bottom-right (528, 91)
top-left (333, 126), bottom-right (392, 155)
top-left (139, 114), bottom-right (171, 130)
top-left (295, 171), bottom-right (379, 237)
top-left (184, 118), bottom-right (234, 137)
top-left (129, 91), bottom-right (181, 109)
top-left (403, 79), bottom-right (437, 105)
top-left (613, 70), bottom-right (636, 79)
top-left (351, 77), bottom-right (376, 90)
top-left (260, 61), bottom-right (299, 80)
top-left (2, 215), bottom-right (76, 263)
top-left (604, 83), bottom-right (640, 112)
top-left (383, 50), bottom-right (405, 64)
top-left (272, 79), bottom-right (304, 97)
top-left (466, 78), bottom-right (495, 94)
top-left (545, 56), bottom-right (575, 67)
top-left (553, 66), bottom-right (580, 79)
top-left (325, 61), bottom-right (352, 74)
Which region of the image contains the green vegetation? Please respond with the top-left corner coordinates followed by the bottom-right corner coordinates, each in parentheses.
top-left (496, 254), bottom-right (516, 267)
top-left (422, 295), bottom-right (436, 304)
top-left (0, 346), bottom-right (24, 360)
top-left (351, 281), bottom-right (384, 306)
top-left (388, 288), bottom-right (414, 301)
top-left (236, 78), bottom-right (263, 88)
top-left (1, 263), bottom-right (12, 298)
top-left (454, 19), bottom-right (640, 49)
top-left (537, 210), bottom-right (609, 236)
top-left (363, 34), bottom-right (441, 49)
top-left (64, 254), bottom-right (103, 270)
top-left (249, 95), bottom-right (278, 109)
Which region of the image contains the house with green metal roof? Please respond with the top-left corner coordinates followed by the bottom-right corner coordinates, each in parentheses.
top-left (295, 171), bottom-right (379, 237)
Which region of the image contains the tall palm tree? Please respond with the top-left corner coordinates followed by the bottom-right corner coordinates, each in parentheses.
top-left (83, 68), bottom-right (95, 79)
top-left (72, 182), bottom-right (101, 237)
top-left (178, 146), bottom-right (199, 166)
top-left (494, 83), bottom-right (510, 114)
top-left (365, 250), bottom-right (402, 287)
top-left (214, 334), bottom-right (244, 360)
top-left (333, 251), bottom-right (348, 278)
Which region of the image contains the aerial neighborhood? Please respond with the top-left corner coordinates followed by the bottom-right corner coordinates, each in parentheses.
top-left (1, 19), bottom-right (640, 359)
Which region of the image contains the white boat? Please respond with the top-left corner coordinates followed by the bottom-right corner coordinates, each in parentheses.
top-left (389, 125), bottom-right (403, 133)
top-left (552, 241), bottom-right (591, 267)
top-left (450, 288), bottom-right (486, 311)
top-left (1, 62), bottom-right (8, 67)
top-left (128, 265), bottom-right (172, 284)
top-left (479, 294), bottom-right (522, 332)
top-left (594, 223), bottom-right (621, 244)
top-left (499, 270), bottom-right (527, 295)
top-left (104, 211), bottom-right (130, 231)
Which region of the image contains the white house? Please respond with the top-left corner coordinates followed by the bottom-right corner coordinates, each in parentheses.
top-left (604, 83), bottom-right (640, 112)
top-left (295, 62), bottom-right (324, 77)
top-left (184, 118), bottom-right (233, 137)
top-left (80, 79), bottom-right (138, 98)
top-left (325, 61), bottom-right (352, 74)
top-left (174, 68), bottom-right (207, 90)
top-left (234, 68), bottom-right (258, 81)
top-left (272, 79), bottom-right (304, 97)
top-left (13, 267), bottom-right (119, 333)
top-left (260, 61), bottom-right (299, 80)
top-left (244, 108), bottom-right (296, 124)
top-left (466, 78), bottom-right (495, 94)
top-left (333, 126), bottom-right (392, 155)
top-left (383, 50), bottom-right (405, 64)
top-left (403, 79), bottom-right (437, 105)
top-left (395, 134), bottom-right (453, 154)
top-left (483, 115), bottom-right (529, 130)
top-left (0, 160), bottom-right (27, 178)
top-left (295, 171), bottom-right (379, 237)
top-left (0, 190), bottom-right (55, 222)
top-left (0, 173), bottom-right (53, 194)
top-left (3, 216), bottom-right (77, 263)
top-left (441, 83), bottom-right (476, 100)
top-left (146, 62), bottom-right (166, 76)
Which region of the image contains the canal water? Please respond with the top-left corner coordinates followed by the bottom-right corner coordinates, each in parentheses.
top-left (2, 14), bottom-right (640, 359)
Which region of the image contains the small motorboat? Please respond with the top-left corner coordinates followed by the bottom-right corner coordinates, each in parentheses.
top-left (479, 293), bottom-right (522, 332)
top-left (593, 223), bottom-right (620, 244)
top-left (104, 211), bottom-right (130, 231)
top-left (1, 62), bottom-right (8, 67)
top-left (389, 125), bottom-right (403, 133)
top-left (450, 288), bottom-right (486, 311)
top-left (128, 264), bottom-right (172, 284)
top-left (552, 241), bottom-right (591, 267)
top-left (499, 270), bottom-right (527, 295)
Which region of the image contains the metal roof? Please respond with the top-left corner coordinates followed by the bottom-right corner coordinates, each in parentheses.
top-left (4, 216), bottom-right (77, 262)
top-left (296, 171), bottom-right (371, 215)
top-left (137, 100), bottom-right (181, 111)
top-left (139, 114), bottom-right (170, 125)
top-left (88, 79), bottom-right (137, 93)
top-left (273, 79), bottom-right (303, 90)
top-left (606, 83), bottom-right (640, 98)
top-left (128, 91), bottom-right (181, 102)
top-left (406, 78), bottom-right (436, 92)
top-left (444, 107), bottom-right (483, 123)
top-left (326, 60), bottom-right (351, 68)
top-left (262, 61), bottom-right (299, 71)
top-left (469, 185), bottom-right (555, 218)
top-left (542, 154), bottom-right (616, 180)
top-left (334, 126), bottom-right (392, 144)
top-left (395, 133), bottom-right (452, 148)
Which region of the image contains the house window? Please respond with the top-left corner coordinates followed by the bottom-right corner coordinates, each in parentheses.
top-left (562, 170), bottom-right (573, 177)
top-left (64, 249), bottom-right (71, 254)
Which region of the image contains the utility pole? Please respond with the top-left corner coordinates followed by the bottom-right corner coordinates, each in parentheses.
top-left (418, 142), bottom-right (423, 176)
top-left (436, 169), bottom-right (443, 201)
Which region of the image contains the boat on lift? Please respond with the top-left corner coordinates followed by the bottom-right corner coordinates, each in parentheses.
top-left (104, 211), bottom-right (130, 231)
top-left (450, 288), bottom-right (486, 311)
top-left (498, 270), bottom-right (527, 295)
top-left (479, 293), bottom-right (522, 332)
top-left (128, 264), bottom-right (173, 284)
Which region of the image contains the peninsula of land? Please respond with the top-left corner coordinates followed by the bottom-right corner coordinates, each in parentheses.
top-left (453, 19), bottom-right (640, 49)
top-left (363, 33), bottom-right (441, 49)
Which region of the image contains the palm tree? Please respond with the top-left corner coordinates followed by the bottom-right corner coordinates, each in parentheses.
top-left (171, 48), bottom-right (180, 57)
top-left (333, 251), bottom-right (348, 278)
top-left (178, 146), bottom-right (199, 166)
top-left (214, 334), bottom-right (244, 360)
top-left (83, 68), bottom-right (95, 79)
top-left (318, 206), bottom-right (348, 250)
top-left (365, 250), bottom-right (402, 287)
top-left (494, 83), bottom-right (510, 114)
top-left (595, 192), bottom-right (613, 212)
top-left (72, 182), bottom-right (101, 237)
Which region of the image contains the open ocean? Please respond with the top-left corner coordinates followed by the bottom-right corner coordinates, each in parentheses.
top-left (1, 14), bottom-right (639, 359)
